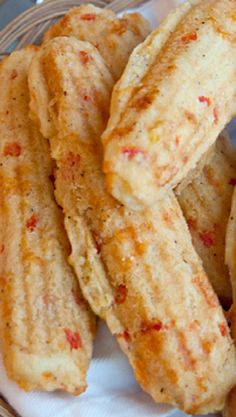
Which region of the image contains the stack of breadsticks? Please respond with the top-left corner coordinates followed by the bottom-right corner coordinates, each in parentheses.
top-left (1, 1), bottom-right (236, 415)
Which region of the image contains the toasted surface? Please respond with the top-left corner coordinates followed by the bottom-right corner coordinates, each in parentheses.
top-left (178, 133), bottom-right (236, 308)
top-left (225, 182), bottom-right (236, 413)
top-left (29, 37), bottom-right (236, 415)
top-left (0, 47), bottom-right (95, 394)
top-left (43, 4), bottom-right (150, 81)
top-left (223, 141), bottom-right (236, 415)
top-left (226, 185), bottom-right (236, 301)
top-left (102, 0), bottom-right (236, 209)
top-left (175, 144), bottom-right (215, 195)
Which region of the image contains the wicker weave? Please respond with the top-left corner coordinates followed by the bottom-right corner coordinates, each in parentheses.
top-left (0, 0), bottom-right (146, 415)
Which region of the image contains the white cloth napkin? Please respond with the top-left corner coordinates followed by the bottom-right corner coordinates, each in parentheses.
top-left (0, 1), bottom-right (224, 416)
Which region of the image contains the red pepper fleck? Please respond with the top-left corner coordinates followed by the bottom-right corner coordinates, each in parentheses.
top-left (198, 96), bottom-right (211, 107)
top-left (26, 214), bottom-right (38, 232)
top-left (79, 87), bottom-right (96, 104)
top-left (80, 13), bottom-right (96, 21)
top-left (218, 323), bottom-right (227, 337)
top-left (213, 107), bottom-right (219, 124)
top-left (79, 51), bottom-right (90, 64)
top-left (10, 70), bottom-right (18, 80)
top-left (199, 231), bottom-right (214, 248)
top-left (0, 244), bottom-right (4, 254)
top-left (152, 323), bottom-right (162, 331)
top-left (229, 178), bottom-right (236, 186)
top-left (114, 284), bottom-right (127, 304)
top-left (199, 225), bottom-right (218, 248)
top-left (141, 321), bottom-right (163, 334)
top-left (117, 330), bottom-right (130, 342)
top-left (181, 32), bottom-right (198, 43)
top-left (64, 328), bottom-right (82, 349)
top-left (122, 147), bottom-right (146, 161)
top-left (3, 142), bottom-right (21, 157)
top-left (183, 155), bottom-right (188, 163)
top-left (187, 218), bottom-right (197, 230)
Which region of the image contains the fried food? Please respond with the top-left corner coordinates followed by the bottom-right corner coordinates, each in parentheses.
top-left (29, 36), bottom-right (236, 415)
top-left (31, 5), bottom-right (149, 145)
top-left (0, 47), bottom-right (95, 394)
top-left (223, 304), bottom-right (236, 416)
top-left (226, 185), bottom-right (236, 298)
top-left (43, 4), bottom-right (150, 81)
top-left (177, 133), bottom-right (236, 308)
top-left (175, 144), bottom-right (215, 195)
top-left (101, 0), bottom-right (236, 210)
top-left (223, 191), bottom-right (236, 415)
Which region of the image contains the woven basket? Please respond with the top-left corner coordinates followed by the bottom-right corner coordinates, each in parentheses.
top-left (0, 0), bottom-right (147, 415)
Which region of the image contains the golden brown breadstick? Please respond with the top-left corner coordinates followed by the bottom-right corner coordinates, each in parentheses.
top-left (0, 47), bottom-right (95, 394)
top-left (102, 0), bottom-right (236, 209)
top-left (177, 133), bottom-right (236, 308)
top-left (29, 37), bottom-right (236, 415)
top-left (224, 303), bottom-right (236, 417)
top-left (222, 163), bottom-right (236, 416)
top-left (175, 145), bottom-right (216, 195)
top-left (43, 4), bottom-right (150, 81)
top-left (30, 4), bottom-right (150, 144)
top-left (226, 186), bottom-right (236, 298)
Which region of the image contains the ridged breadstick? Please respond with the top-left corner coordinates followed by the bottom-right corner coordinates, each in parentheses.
top-left (226, 186), bottom-right (236, 299)
top-left (223, 189), bottom-right (236, 415)
top-left (43, 3), bottom-right (150, 81)
top-left (29, 37), bottom-right (236, 415)
top-left (102, 0), bottom-right (236, 209)
top-left (30, 4), bottom-right (150, 143)
top-left (177, 133), bottom-right (236, 308)
top-left (0, 47), bottom-right (95, 394)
